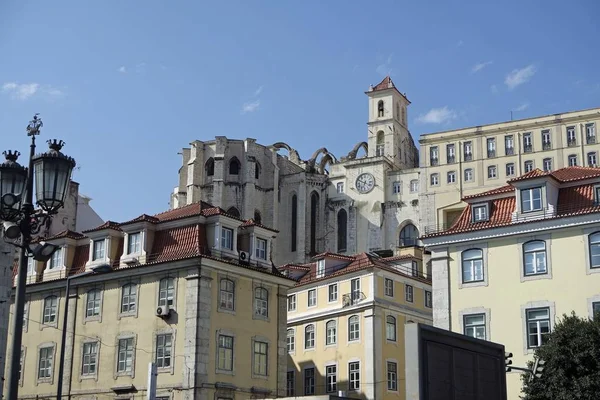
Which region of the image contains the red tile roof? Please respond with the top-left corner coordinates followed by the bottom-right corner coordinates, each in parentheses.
top-left (311, 252), bottom-right (355, 261)
top-left (372, 76), bottom-right (395, 91)
top-left (45, 230), bottom-right (87, 241)
top-left (507, 166), bottom-right (600, 184)
top-left (240, 219), bottom-right (279, 233)
top-left (463, 185), bottom-right (515, 200)
top-left (82, 220), bottom-right (122, 233)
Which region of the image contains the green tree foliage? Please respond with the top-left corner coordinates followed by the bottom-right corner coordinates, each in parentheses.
top-left (521, 312), bottom-right (600, 400)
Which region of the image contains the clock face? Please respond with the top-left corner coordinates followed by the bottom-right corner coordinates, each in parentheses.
top-left (355, 173), bottom-right (375, 193)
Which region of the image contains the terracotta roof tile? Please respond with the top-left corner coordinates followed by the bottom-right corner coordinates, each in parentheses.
top-left (148, 225), bottom-right (208, 263)
top-left (45, 230), bottom-right (87, 241)
top-left (463, 185), bottom-right (515, 200)
top-left (69, 244), bottom-right (90, 276)
top-left (507, 168), bottom-right (550, 183)
top-left (239, 219), bottom-right (279, 233)
top-left (153, 202), bottom-right (207, 221)
top-left (372, 76), bottom-right (395, 91)
top-left (550, 166), bottom-right (600, 183)
top-left (120, 214), bottom-right (159, 225)
top-left (311, 252), bottom-right (355, 261)
top-left (82, 220), bottom-right (122, 233)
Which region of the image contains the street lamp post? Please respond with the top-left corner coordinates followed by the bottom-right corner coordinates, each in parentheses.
top-left (56, 264), bottom-right (112, 400)
top-left (0, 115), bottom-right (76, 400)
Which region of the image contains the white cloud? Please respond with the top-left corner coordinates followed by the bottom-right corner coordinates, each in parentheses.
top-left (505, 64), bottom-right (536, 90)
top-left (456, 40), bottom-right (464, 47)
top-left (416, 106), bottom-right (458, 124)
top-left (471, 61), bottom-right (493, 73)
top-left (135, 62), bottom-right (146, 73)
top-left (490, 84), bottom-right (499, 94)
top-left (514, 102), bottom-right (529, 112)
top-left (2, 82), bottom-right (39, 100)
top-left (118, 66), bottom-right (127, 73)
top-left (376, 53), bottom-right (393, 76)
top-left (254, 86), bottom-right (263, 96)
top-left (241, 100), bottom-right (260, 114)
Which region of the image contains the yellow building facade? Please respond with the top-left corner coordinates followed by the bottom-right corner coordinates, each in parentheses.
top-left (280, 250), bottom-right (432, 399)
top-left (419, 107), bottom-right (600, 230)
top-left (7, 201), bottom-right (294, 400)
top-left (422, 166), bottom-right (600, 399)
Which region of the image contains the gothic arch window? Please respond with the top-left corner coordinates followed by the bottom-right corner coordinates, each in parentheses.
top-left (377, 100), bottom-right (384, 117)
top-left (229, 157), bottom-right (240, 175)
top-left (254, 210), bottom-right (262, 225)
top-left (376, 131), bottom-right (385, 157)
top-left (399, 224), bottom-right (419, 247)
top-left (291, 194), bottom-right (298, 252)
top-left (226, 207), bottom-right (240, 218)
top-left (402, 107), bottom-right (406, 125)
top-left (205, 158), bottom-right (215, 177)
top-left (255, 162), bottom-right (261, 180)
top-left (310, 192), bottom-right (320, 255)
top-left (337, 209), bottom-right (348, 253)
top-left (396, 103), bottom-right (400, 120)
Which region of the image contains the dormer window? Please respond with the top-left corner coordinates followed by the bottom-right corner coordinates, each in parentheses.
top-left (127, 232), bottom-right (141, 255)
top-left (472, 204), bottom-right (489, 222)
top-left (92, 239), bottom-right (105, 261)
top-left (316, 259), bottom-right (325, 278)
top-left (594, 186), bottom-right (600, 205)
top-left (221, 227), bottom-right (233, 250)
top-left (48, 247), bottom-right (63, 270)
top-left (521, 187), bottom-right (543, 212)
top-left (255, 238), bottom-right (267, 260)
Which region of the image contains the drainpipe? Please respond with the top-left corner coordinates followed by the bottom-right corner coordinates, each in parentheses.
top-left (458, 141), bottom-right (463, 199)
top-left (580, 123), bottom-right (586, 165)
top-left (517, 132), bottom-right (522, 175)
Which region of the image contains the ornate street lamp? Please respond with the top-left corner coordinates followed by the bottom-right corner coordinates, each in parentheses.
top-left (0, 114), bottom-right (76, 400)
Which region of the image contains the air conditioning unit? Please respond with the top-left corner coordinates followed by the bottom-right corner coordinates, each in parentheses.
top-left (121, 255), bottom-right (138, 264)
top-left (156, 306), bottom-right (170, 318)
top-left (239, 250), bottom-right (250, 264)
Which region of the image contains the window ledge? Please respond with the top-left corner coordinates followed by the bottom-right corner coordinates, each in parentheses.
top-left (521, 272), bottom-right (551, 283)
top-left (79, 374), bottom-right (97, 381)
top-left (216, 369), bottom-right (235, 376)
top-left (84, 315), bottom-right (102, 323)
top-left (115, 371), bottom-right (134, 378)
top-left (217, 307), bottom-right (236, 316)
top-left (40, 322), bottom-right (58, 330)
top-left (253, 314), bottom-right (270, 322)
top-left (251, 373), bottom-right (269, 381)
top-left (118, 312), bottom-right (137, 319)
top-left (37, 377), bottom-right (53, 385)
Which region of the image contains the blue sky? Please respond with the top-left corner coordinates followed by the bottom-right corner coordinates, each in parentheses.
top-left (1, 0), bottom-right (599, 223)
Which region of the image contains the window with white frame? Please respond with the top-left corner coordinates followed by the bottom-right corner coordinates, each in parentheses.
top-left (253, 341), bottom-right (268, 376)
top-left (461, 249), bottom-right (484, 283)
top-left (81, 342), bottom-right (98, 376)
top-left (326, 365), bottom-right (337, 393)
top-left (219, 279), bottom-right (235, 311)
top-left (349, 361), bottom-right (360, 390)
top-left (316, 260), bottom-right (325, 278)
top-left (392, 181), bottom-right (401, 194)
top-left (430, 173), bottom-right (439, 186)
top-left (568, 154), bottom-right (578, 166)
top-left (121, 284), bottom-right (137, 314)
top-left (589, 232), bottom-right (600, 268)
top-left (506, 163), bottom-right (515, 176)
top-left (592, 302), bottom-right (600, 320)
top-left (464, 168), bottom-right (474, 182)
top-left (542, 129), bottom-right (551, 148)
top-left (48, 247), bottom-right (63, 269)
top-left (328, 283), bottom-right (338, 302)
top-left (336, 182), bottom-right (344, 194)
top-left (588, 152), bottom-right (597, 167)
top-left (405, 285), bottom-right (413, 302)
top-left (287, 294), bottom-right (296, 311)
top-left (387, 361), bottom-right (398, 391)
top-left (386, 315), bottom-right (396, 341)
top-left (447, 143), bottom-right (456, 163)
top-left (117, 338), bottom-right (134, 373)
top-left (92, 239), bottom-right (105, 261)
top-left (463, 141), bottom-right (473, 160)
top-left (472, 204), bottom-right (488, 222)
top-left (524, 160), bottom-right (534, 172)
top-left (526, 308), bottom-right (551, 348)
top-left (384, 278), bottom-right (394, 297)
top-left (127, 232), bottom-right (141, 254)
top-left (430, 146), bottom-right (439, 165)
top-left (351, 278), bottom-right (361, 303)
top-left (487, 165), bottom-right (497, 179)
top-left (447, 171), bottom-right (456, 184)
top-left (521, 187), bottom-right (542, 212)
top-left (255, 238), bottom-right (267, 260)
top-left (326, 320), bottom-right (337, 345)
top-left (287, 371), bottom-right (295, 396)
top-left (543, 158), bottom-right (552, 172)
top-left (158, 278), bottom-right (174, 308)
top-left (348, 315), bottom-right (360, 341)
top-left (38, 346), bottom-right (54, 379)
top-left (304, 367), bottom-right (315, 395)
top-left (410, 179), bottom-right (419, 193)
top-left (286, 329), bottom-right (295, 352)
top-left (155, 333), bottom-right (172, 369)
top-left (221, 227), bottom-right (233, 250)
top-left (217, 335), bottom-right (233, 371)
top-left (43, 296), bottom-right (57, 324)
top-left (304, 325), bottom-right (315, 349)
top-left (505, 135), bottom-right (514, 155)
top-left (486, 137), bottom-right (496, 157)
top-left (523, 132), bottom-right (533, 151)
top-left (254, 287), bottom-right (268, 317)
top-left (586, 123), bottom-right (596, 143)
top-left (425, 291), bottom-right (432, 308)
top-left (86, 289), bottom-right (101, 318)
top-left (464, 314), bottom-right (486, 340)
top-left (27, 257), bottom-right (35, 275)
top-left (567, 126), bottom-right (577, 145)
top-left (523, 240), bottom-right (547, 275)
top-left (307, 289), bottom-right (316, 307)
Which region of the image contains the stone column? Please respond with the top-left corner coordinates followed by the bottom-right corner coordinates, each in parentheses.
top-left (62, 287), bottom-right (79, 396)
top-left (276, 288), bottom-right (288, 397)
top-left (363, 307), bottom-right (376, 400)
top-left (430, 247), bottom-right (451, 330)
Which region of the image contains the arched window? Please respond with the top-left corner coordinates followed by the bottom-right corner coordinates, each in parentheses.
top-left (376, 131), bottom-right (385, 156)
top-left (399, 224), bottom-right (419, 247)
top-left (158, 277), bottom-right (175, 307)
top-left (461, 249), bottom-right (484, 283)
top-left (396, 103), bottom-right (400, 120)
top-left (523, 240), bottom-right (547, 276)
top-left (310, 192), bottom-right (319, 255)
top-left (386, 315), bottom-right (397, 341)
top-left (254, 210), bottom-right (262, 225)
top-left (205, 157), bottom-right (214, 176)
top-left (291, 194), bottom-right (297, 252)
top-left (589, 232), bottom-right (600, 268)
top-left (377, 100), bottom-right (384, 117)
top-left (305, 324), bottom-right (315, 349)
top-left (226, 207), bottom-right (240, 218)
top-left (337, 209), bottom-right (347, 253)
top-left (402, 107), bottom-right (406, 125)
top-left (121, 283), bottom-right (137, 313)
top-left (255, 162), bottom-right (261, 179)
top-left (86, 289), bottom-right (102, 318)
top-left (326, 320), bottom-right (337, 345)
top-left (348, 315), bottom-right (360, 341)
top-left (254, 287), bottom-right (268, 317)
top-left (219, 279), bottom-right (235, 310)
top-left (410, 179), bottom-right (419, 193)
top-left (286, 328), bottom-right (295, 352)
top-left (43, 295), bottom-right (58, 324)
top-left (229, 157), bottom-right (240, 175)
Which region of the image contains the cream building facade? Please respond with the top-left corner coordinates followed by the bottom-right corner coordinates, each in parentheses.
top-left (6, 201), bottom-right (294, 400)
top-left (422, 166), bottom-right (600, 399)
top-left (419, 107), bottom-right (600, 231)
top-left (280, 248), bottom-right (432, 399)
top-left (171, 77), bottom-right (423, 266)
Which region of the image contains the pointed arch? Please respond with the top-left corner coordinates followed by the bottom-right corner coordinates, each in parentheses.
top-left (254, 210), bottom-right (262, 225)
top-left (226, 207), bottom-right (240, 218)
top-left (347, 141), bottom-right (368, 160)
top-left (255, 161), bottom-right (261, 179)
top-left (228, 157), bottom-right (240, 175)
top-left (399, 223), bottom-right (419, 247)
top-left (205, 157), bottom-right (215, 176)
top-left (337, 208), bottom-right (348, 253)
top-left (377, 100), bottom-right (384, 117)
top-left (310, 191), bottom-right (320, 255)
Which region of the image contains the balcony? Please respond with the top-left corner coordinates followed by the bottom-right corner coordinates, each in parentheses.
top-left (464, 153), bottom-right (473, 162)
top-left (587, 136), bottom-right (596, 145)
top-left (447, 155), bottom-right (455, 164)
top-left (542, 142), bottom-right (552, 150)
top-left (567, 138), bottom-right (577, 147)
top-left (399, 238), bottom-right (419, 247)
top-left (505, 147), bottom-right (514, 156)
top-left (430, 158), bottom-right (439, 166)
top-left (523, 144), bottom-right (532, 153)
top-left (487, 150), bottom-right (496, 158)
top-left (342, 291), bottom-right (366, 307)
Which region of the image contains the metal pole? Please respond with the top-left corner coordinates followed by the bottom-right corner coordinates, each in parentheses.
top-left (56, 276), bottom-right (71, 400)
top-left (6, 135), bottom-right (36, 400)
